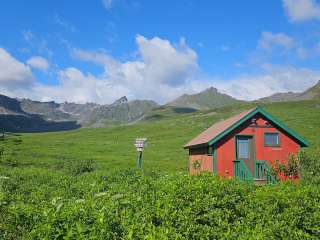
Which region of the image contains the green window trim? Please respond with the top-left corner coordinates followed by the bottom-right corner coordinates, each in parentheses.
top-left (212, 145), bottom-right (217, 174)
top-left (236, 137), bottom-right (250, 160)
top-left (234, 134), bottom-right (254, 161)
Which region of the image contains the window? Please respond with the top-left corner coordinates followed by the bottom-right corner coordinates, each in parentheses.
top-left (237, 138), bottom-right (250, 159)
top-left (264, 132), bottom-right (280, 146)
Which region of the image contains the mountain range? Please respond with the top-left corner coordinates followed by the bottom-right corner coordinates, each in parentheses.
top-left (0, 80), bottom-right (319, 132)
top-left (258, 80), bottom-right (320, 102)
top-left (19, 96), bottom-right (158, 126)
top-left (0, 95), bottom-right (158, 132)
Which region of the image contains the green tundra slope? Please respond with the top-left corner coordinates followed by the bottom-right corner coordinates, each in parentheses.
top-left (2, 99), bottom-right (319, 173)
top-left (1, 100), bottom-right (320, 239)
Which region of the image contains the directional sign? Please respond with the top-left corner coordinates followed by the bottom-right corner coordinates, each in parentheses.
top-left (134, 138), bottom-right (147, 152)
top-left (134, 138), bottom-right (147, 168)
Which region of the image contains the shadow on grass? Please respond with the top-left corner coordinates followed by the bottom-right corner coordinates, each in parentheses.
top-left (172, 107), bottom-right (197, 114)
top-left (0, 114), bottom-right (81, 133)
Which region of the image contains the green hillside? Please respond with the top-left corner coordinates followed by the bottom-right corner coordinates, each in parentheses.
top-left (2, 99), bottom-right (319, 173)
top-left (298, 80), bottom-right (320, 100)
top-left (1, 100), bottom-right (320, 239)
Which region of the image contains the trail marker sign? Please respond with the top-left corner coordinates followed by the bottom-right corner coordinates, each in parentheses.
top-left (134, 138), bottom-right (147, 168)
top-left (134, 138), bottom-right (147, 152)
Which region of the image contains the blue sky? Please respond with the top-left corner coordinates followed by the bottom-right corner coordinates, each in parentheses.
top-left (0, 0), bottom-right (320, 104)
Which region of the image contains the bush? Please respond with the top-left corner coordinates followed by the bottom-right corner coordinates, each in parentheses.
top-left (300, 150), bottom-right (320, 184)
top-left (0, 135), bottom-right (23, 168)
top-left (0, 170), bottom-right (319, 239)
top-left (65, 159), bottom-right (97, 176)
top-left (271, 154), bottom-right (300, 180)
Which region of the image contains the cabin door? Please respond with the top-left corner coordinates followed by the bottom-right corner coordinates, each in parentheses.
top-left (236, 136), bottom-right (255, 175)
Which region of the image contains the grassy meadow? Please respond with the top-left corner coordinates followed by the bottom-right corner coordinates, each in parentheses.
top-left (2, 100), bottom-right (320, 173)
top-left (1, 100), bottom-right (320, 239)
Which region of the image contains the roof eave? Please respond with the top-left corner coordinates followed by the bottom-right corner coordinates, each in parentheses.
top-left (184, 106), bottom-right (310, 149)
top-left (208, 107), bottom-right (259, 146)
top-left (207, 106), bottom-right (310, 147)
top-left (183, 142), bottom-right (209, 149)
top-left (257, 107), bottom-right (310, 147)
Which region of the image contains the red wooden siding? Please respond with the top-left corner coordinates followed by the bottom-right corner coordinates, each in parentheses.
top-left (189, 148), bottom-right (213, 174)
top-left (189, 113), bottom-right (300, 180)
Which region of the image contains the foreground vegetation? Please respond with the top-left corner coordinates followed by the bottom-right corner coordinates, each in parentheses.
top-left (1, 170), bottom-right (320, 239)
top-left (1, 100), bottom-right (320, 239)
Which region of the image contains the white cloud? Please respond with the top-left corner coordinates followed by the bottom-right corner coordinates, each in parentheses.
top-left (135, 35), bottom-right (198, 86)
top-left (72, 48), bottom-right (119, 69)
top-left (69, 35), bottom-right (199, 103)
top-left (33, 68), bottom-right (100, 103)
top-left (0, 36), bottom-right (318, 105)
top-left (68, 36), bottom-right (318, 103)
top-left (0, 48), bottom-right (34, 91)
top-left (27, 56), bottom-right (49, 71)
top-left (1, 36), bottom-right (199, 104)
top-left (214, 65), bottom-right (320, 100)
top-left (102, 0), bottom-right (113, 9)
top-left (258, 32), bottom-right (295, 50)
top-left (28, 67), bottom-right (132, 104)
top-left (283, 0), bottom-right (320, 22)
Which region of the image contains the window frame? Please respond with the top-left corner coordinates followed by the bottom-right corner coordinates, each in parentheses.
top-left (236, 135), bottom-right (252, 160)
top-left (264, 132), bottom-right (281, 147)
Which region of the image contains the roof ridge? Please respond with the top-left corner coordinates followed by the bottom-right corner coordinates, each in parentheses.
top-left (184, 107), bottom-right (256, 148)
top-left (184, 106), bottom-right (309, 148)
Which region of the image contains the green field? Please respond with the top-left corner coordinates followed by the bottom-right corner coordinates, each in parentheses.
top-left (3, 100), bottom-right (320, 173)
top-left (1, 100), bottom-right (320, 239)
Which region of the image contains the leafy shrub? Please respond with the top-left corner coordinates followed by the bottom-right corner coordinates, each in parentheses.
top-left (0, 144), bottom-right (4, 161)
top-left (300, 150), bottom-right (320, 184)
top-left (0, 135), bottom-right (23, 168)
top-left (0, 169), bottom-right (319, 239)
top-left (65, 159), bottom-right (97, 176)
top-left (192, 160), bottom-right (201, 170)
top-left (271, 154), bottom-right (300, 180)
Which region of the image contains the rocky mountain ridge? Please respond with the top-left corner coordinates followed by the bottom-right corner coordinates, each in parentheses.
top-left (0, 95), bottom-right (158, 132)
top-left (258, 80), bottom-right (320, 102)
top-left (1, 80), bottom-right (319, 132)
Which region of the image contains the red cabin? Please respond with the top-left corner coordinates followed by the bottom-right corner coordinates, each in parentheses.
top-left (184, 107), bottom-right (309, 183)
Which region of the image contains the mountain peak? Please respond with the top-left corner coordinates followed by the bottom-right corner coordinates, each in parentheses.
top-left (167, 86), bottom-right (241, 110)
top-left (301, 80), bottom-right (320, 99)
top-left (203, 87), bottom-right (218, 94)
top-left (112, 96), bottom-right (128, 105)
top-left (0, 94), bottom-right (24, 114)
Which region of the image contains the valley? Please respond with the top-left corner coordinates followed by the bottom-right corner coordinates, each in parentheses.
top-left (1, 99), bottom-right (320, 238)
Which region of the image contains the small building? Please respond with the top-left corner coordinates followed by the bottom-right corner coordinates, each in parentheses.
top-left (184, 107), bottom-right (309, 183)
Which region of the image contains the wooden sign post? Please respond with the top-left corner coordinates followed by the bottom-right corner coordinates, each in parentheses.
top-left (134, 138), bottom-right (147, 169)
